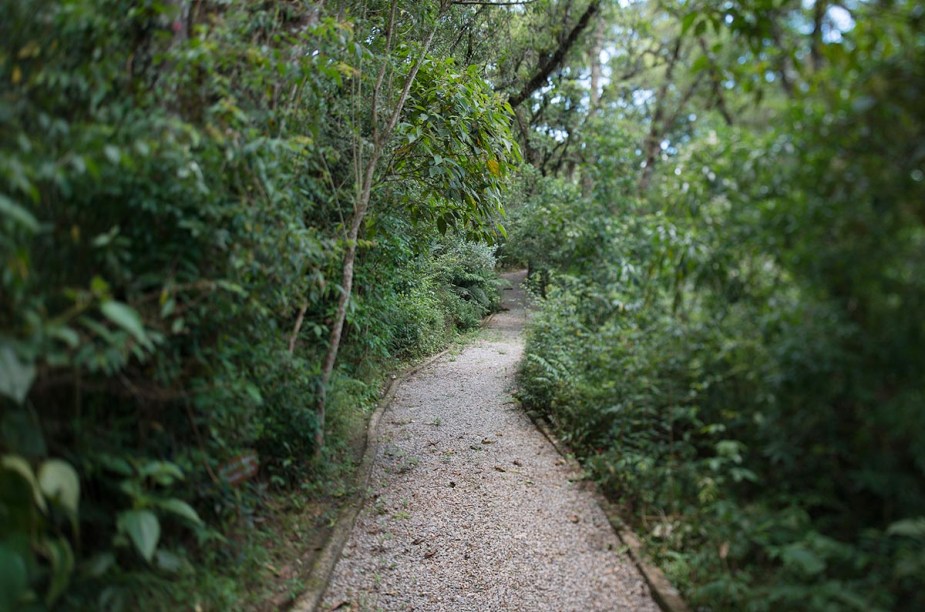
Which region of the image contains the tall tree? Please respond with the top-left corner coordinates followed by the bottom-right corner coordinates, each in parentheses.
top-left (311, 0), bottom-right (518, 451)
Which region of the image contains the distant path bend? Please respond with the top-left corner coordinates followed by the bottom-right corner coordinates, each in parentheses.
top-left (321, 270), bottom-right (658, 611)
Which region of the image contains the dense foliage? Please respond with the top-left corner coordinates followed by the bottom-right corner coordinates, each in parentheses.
top-left (3, 0), bottom-right (923, 609)
top-left (0, 0), bottom-right (514, 608)
top-left (514, 0), bottom-right (925, 609)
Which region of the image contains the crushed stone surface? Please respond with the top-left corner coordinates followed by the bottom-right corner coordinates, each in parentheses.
top-left (321, 270), bottom-right (658, 611)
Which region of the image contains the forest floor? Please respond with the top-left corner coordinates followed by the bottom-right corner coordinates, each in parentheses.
top-left (317, 270), bottom-right (658, 611)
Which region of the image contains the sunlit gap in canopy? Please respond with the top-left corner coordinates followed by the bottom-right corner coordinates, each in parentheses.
top-left (801, 0), bottom-right (856, 42)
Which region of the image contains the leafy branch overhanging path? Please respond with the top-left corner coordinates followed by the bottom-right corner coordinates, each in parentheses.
top-left (319, 270), bottom-right (658, 611)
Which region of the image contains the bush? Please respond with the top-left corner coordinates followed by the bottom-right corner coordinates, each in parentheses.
top-left (387, 281), bottom-right (450, 359)
top-left (514, 61), bottom-right (925, 607)
top-left (434, 238), bottom-right (502, 330)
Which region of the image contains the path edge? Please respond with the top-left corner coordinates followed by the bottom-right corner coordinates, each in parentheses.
top-left (290, 314), bottom-right (499, 612)
top-left (289, 347), bottom-right (451, 612)
top-left (522, 409), bottom-right (690, 612)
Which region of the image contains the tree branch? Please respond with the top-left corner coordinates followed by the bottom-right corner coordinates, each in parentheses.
top-left (507, 0), bottom-right (601, 108)
top-left (452, 0), bottom-right (537, 5)
top-left (638, 38), bottom-right (683, 193)
top-left (698, 37), bottom-right (733, 126)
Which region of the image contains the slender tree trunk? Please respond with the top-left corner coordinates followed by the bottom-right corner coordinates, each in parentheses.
top-left (810, 0), bottom-right (827, 72)
top-left (167, 0), bottom-right (190, 43)
top-left (638, 39), bottom-right (682, 193)
top-left (698, 37), bottom-right (734, 126)
top-left (513, 108), bottom-right (538, 167)
top-left (288, 303), bottom-right (308, 354)
top-left (638, 70), bottom-right (704, 194)
top-left (770, 24), bottom-right (796, 96)
top-left (582, 14), bottom-right (605, 196)
top-left (314, 6), bottom-right (442, 456)
top-left (314, 148), bottom-right (380, 454)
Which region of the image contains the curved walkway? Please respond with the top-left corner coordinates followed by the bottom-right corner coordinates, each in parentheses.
top-left (320, 270), bottom-right (658, 611)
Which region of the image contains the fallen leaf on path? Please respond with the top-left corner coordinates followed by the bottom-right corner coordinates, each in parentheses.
top-left (481, 438), bottom-right (494, 444)
top-left (494, 466), bottom-right (506, 472)
top-left (569, 515), bottom-right (580, 523)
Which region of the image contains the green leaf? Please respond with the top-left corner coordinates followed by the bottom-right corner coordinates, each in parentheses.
top-left (37, 459), bottom-right (80, 515)
top-left (0, 193), bottom-right (39, 232)
top-left (50, 326), bottom-right (80, 349)
top-left (100, 301), bottom-right (147, 344)
top-left (1, 454), bottom-right (45, 512)
top-left (887, 517), bottom-right (925, 539)
top-left (0, 345), bottom-right (36, 405)
top-left (691, 54), bottom-right (711, 74)
top-left (138, 460), bottom-right (184, 486)
top-left (155, 498), bottom-right (202, 525)
top-left (83, 552), bottom-right (116, 578)
top-left (215, 280), bottom-right (246, 295)
top-left (103, 145), bottom-right (120, 164)
top-left (99, 586), bottom-right (126, 611)
top-left (160, 297), bottom-right (176, 318)
top-left (244, 382), bottom-right (262, 404)
top-left (96, 454), bottom-right (132, 476)
top-left (781, 544), bottom-right (826, 576)
top-left (117, 510), bottom-right (160, 562)
top-left (40, 537), bottom-right (74, 606)
top-left (154, 549), bottom-right (184, 573)
top-left (91, 227), bottom-right (120, 248)
top-left (90, 275), bottom-right (110, 297)
top-left (0, 544), bottom-right (28, 611)
top-left (0, 409), bottom-right (47, 457)
top-left (680, 12), bottom-right (699, 35)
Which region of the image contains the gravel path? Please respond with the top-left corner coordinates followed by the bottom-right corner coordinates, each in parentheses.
top-left (320, 270), bottom-right (658, 611)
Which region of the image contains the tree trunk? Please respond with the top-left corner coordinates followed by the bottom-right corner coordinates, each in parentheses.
top-left (810, 0), bottom-right (827, 72)
top-left (638, 39), bottom-right (682, 193)
top-left (313, 7), bottom-right (441, 456)
top-left (582, 14), bottom-right (605, 196)
top-left (314, 157), bottom-right (377, 454)
top-left (288, 303), bottom-right (308, 354)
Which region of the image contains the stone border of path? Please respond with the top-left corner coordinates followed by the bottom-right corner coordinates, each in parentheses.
top-left (289, 344), bottom-right (458, 612)
top-left (523, 411), bottom-right (690, 612)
